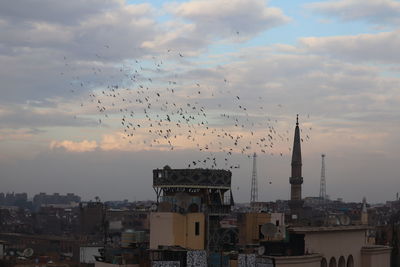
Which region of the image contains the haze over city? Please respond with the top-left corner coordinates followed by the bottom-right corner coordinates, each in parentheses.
top-left (1, 0), bottom-right (399, 203)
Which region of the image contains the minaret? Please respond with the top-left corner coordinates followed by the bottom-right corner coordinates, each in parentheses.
top-left (289, 115), bottom-right (304, 219)
top-left (361, 197), bottom-right (368, 225)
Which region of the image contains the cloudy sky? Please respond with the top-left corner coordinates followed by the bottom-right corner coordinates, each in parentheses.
top-left (0, 0), bottom-right (399, 203)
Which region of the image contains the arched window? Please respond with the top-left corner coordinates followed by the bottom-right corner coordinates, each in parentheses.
top-left (329, 257), bottom-right (337, 267)
top-left (347, 255), bottom-right (354, 267)
top-left (338, 256), bottom-right (345, 267)
top-left (321, 258), bottom-right (327, 267)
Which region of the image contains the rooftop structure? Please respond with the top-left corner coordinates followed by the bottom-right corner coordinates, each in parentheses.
top-left (152, 166), bottom-right (233, 214)
top-left (153, 166), bottom-right (231, 190)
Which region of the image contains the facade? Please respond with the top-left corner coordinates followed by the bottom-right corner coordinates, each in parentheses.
top-left (291, 226), bottom-right (367, 266)
top-left (150, 212), bottom-right (205, 250)
top-left (361, 246), bottom-right (391, 267)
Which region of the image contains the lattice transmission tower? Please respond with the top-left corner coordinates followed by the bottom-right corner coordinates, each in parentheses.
top-left (319, 154), bottom-right (327, 200)
top-left (250, 152), bottom-right (258, 203)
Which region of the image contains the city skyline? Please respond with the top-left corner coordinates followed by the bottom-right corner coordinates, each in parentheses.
top-left (0, 0), bottom-right (399, 203)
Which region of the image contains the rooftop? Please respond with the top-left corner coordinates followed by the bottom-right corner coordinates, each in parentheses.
top-left (153, 166), bottom-right (231, 189)
top-left (288, 225), bottom-right (370, 233)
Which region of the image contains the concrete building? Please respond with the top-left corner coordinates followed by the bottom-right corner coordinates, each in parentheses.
top-left (151, 166), bottom-right (235, 252)
top-left (256, 225), bottom-right (391, 267)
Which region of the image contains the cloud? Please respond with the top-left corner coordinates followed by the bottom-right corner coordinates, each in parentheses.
top-left (50, 140), bottom-right (98, 152)
top-left (0, 0), bottom-right (291, 105)
top-left (299, 30), bottom-right (400, 63)
top-left (306, 0), bottom-right (400, 25)
top-left (0, 1), bottom-right (159, 104)
top-left (0, 0), bottom-right (123, 25)
top-left (166, 0), bottom-right (290, 40)
top-left (0, 128), bottom-right (39, 142)
top-left (0, 103), bottom-right (98, 129)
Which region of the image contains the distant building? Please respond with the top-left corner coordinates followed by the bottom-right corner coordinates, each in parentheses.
top-left (0, 192), bottom-right (28, 208)
top-left (33, 192), bottom-right (81, 211)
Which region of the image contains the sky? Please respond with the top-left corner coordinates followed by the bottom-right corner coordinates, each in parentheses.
top-left (0, 0), bottom-right (400, 203)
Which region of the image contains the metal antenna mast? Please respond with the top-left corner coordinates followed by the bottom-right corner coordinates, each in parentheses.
top-left (319, 154), bottom-right (326, 200)
top-left (250, 152), bottom-right (258, 203)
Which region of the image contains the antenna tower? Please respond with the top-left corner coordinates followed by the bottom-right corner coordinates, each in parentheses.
top-left (319, 154), bottom-right (326, 200)
top-left (250, 152), bottom-right (258, 203)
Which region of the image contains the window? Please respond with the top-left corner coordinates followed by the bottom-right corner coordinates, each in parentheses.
top-left (259, 225), bottom-right (264, 239)
top-left (195, 222), bottom-right (200, 236)
top-left (338, 256), bottom-right (345, 267)
top-left (329, 257), bottom-right (337, 267)
top-left (347, 255), bottom-right (354, 267)
top-left (321, 258), bottom-right (327, 267)
top-left (276, 220), bottom-right (279, 226)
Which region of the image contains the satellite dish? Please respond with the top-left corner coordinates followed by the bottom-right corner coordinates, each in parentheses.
top-left (339, 215), bottom-right (351, 226)
top-left (261, 223), bottom-right (277, 239)
top-left (23, 248), bottom-right (34, 258)
top-left (257, 246), bottom-right (265, 255)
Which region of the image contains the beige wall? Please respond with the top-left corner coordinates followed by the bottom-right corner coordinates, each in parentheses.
top-left (150, 212), bottom-right (175, 249)
top-left (303, 229), bottom-right (366, 267)
top-left (185, 213), bottom-right (205, 249)
top-left (272, 254), bottom-right (322, 267)
top-left (238, 213), bottom-right (271, 245)
top-left (150, 212), bottom-right (204, 250)
top-left (361, 246), bottom-right (391, 267)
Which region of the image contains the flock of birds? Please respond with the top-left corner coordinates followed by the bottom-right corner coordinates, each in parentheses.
top-left (61, 46), bottom-right (313, 174)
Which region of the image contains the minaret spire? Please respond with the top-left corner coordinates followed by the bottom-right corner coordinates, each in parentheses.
top-left (289, 115), bottom-right (304, 220)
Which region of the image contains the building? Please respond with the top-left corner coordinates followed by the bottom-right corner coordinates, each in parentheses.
top-left (237, 212), bottom-right (285, 246)
top-left (33, 192), bottom-right (81, 211)
top-left (150, 166), bottom-right (235, 252)
top-left (288, 115), bottom-right (304, 222)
